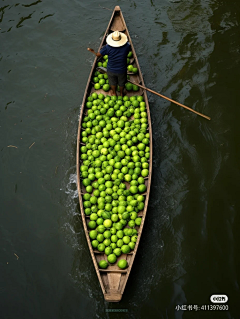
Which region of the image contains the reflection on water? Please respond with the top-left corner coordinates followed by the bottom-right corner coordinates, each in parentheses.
top-left (0, 1), bottom-right (54, 33)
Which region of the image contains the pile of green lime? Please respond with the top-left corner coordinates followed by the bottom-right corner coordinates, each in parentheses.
top-left (80, 92), bottom-right (150, 269)
top-left (127, 64), bottom-right (138, 74)
top-left (94, 51), bottom-right (139, 92)
top-left (93, 71), bottom-right (110, 92)
top-left (97, 54), bottom-right (108, 68)
top-left (97, 52), bottom-right (133, 70)
top-left (125, 82), bottom-right (139, 92)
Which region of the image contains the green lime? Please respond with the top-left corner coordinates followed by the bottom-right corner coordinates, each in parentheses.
top-left (103, 238), bottom-right (110, 247)
top-left (128, 220), bottom-right (135, 228)
top-left (97, 225), bottom-right (105, 233)
top-left (89, 230), bottom-right (98, 239)
top-left (126, 228), bottom-right (133, 236)
top-left (110, 234), bottom-right (118, 242)
top-left (107, 254), bottom-right (117, 264)
top-left (90, 196), bottom-right (97, 205)
top-left (132, 229), bottom-right (138, 235)
top-left (137, 195), bottom-right (144, 202)
top-left (127, 65), bottom-right (133, 72)
top-left (126, 205), bottom-right (134, 213)
top-left (110, 227), bottom-right (117, 234)
top-left (103, 219), bottom-right (112, 228)
top-left (128, 242), bottom-right (135, 250)
top-left (121, 245), bottom-right (130, 254)
top-left (127, 51), bottom-right (133, 58)
top-left (94, 83), bottom-right (101, 90)
top-left (131, 235), bottom-right (138, 243)
top-left (92, 240), bottom-right (99, 248)
top-left (124, 174), bottom-right (132, 182)
top-left (116, 230), bottom-right (124, 238)
top-left (118, 206), bottom-right (125, 214)
top-left (103, 230), bottom-right (111, 239)
top-left (86, 185), bottom-right (93, 193)
top-left (97, 234), bottom-right (104, 242)
top-left (111, 214), bottom-right (119, 222)
top-left (85, 208), bottom-right (91, 215)
top-left (110, 243), bottom-right (117, 250)
top-left (117, 239), bottom-right (123, 248)
top-left (88, 221), bottom-right (96, 229)
top-left (99, 79), bottom-right (105, 86)
top-left (115, 222), bottom-right (123, 230)
top-left (122, 212), bottom-right (130, 220)
top-left (135, 217), bottom-right (142, 226)
top-left (117, 259), bottom-right (128, 269)
top-left (138, 176), bottom-right (145, 184)
top-left (98, 243), bottom-right (105, 252)
top-left (96, 217), bottom-right (103, 225)
top-left (114, 248), bottom-right (122, 257)
top-left (123, 236), bottom-right (130, 244)
top-left (130, 211), bottom-right (138, 220)
top-left (105, 246), bottom-right (112, 256)
top-left (99, 260), bottom-right (108, 269)
top-left (125, 82), bottom-right (133, 91)
top-left (129, 185), bottom-right (138, 194)
top-left (83, 201), bottom-right (91, 208)
top-left (82, 178), bottom-right (91, 187)
top-left (97, 210), bottom-right (104, 217)
top-left (105, 203), bottom-right (112, 211)
top-left (141, 169), bottom-right (149, 177)
top-left (83, 193), bottom-right (91, 201)
top-left (138, 184), bottom-right (147, 193)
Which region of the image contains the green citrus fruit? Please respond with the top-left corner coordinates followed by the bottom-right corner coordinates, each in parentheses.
top-left (135, 217), bottom-right (142, 226)
top-left (110, 234), bottom-right (117, 243)
top-left (92, 240), bottom-right (99, 248)
top-left (105, 246), bottom-right (112, 256)
top-left (121, 245), bottom-right (130, 254)
top-left (97, 234), bottom-right (104, 242)
top-left (97, 225), bottom-right (105, 233)
top-left (89, 230), bottom-right (98, 239)
top-left (103, 219), bottom-right (112, 228)
top-left (98, 243), bottom-right (105, 252)
top-left (116, 230), bottom-right (124, 238)
top-left (88, 221), bottom-right (96, 229)
top-left (103, 230), bottom-right (111, 238)
top-left (114, 248), bottom-right (122, 256)
top-left (131, 235), bottom-right (138, 243)
top-left (123, 236), bottom-right (130, 244)
top-left (107, 254), bottom-right (117, 264)
top-left (117, 259), bottom-right (128, 269)
top-left (99, 260), bottom-right (108, 269)
top-left (128, 242), bottom-right (135, 250)
top-left (110, 243), bottom-right (117, 249)
top-left (117, 239), bottom-right (123, 247)
top-left (94, 83), bottom-right (101, 90)
top-left (128, 220), bottom-right (135, 228)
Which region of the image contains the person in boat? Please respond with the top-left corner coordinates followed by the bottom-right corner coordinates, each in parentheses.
top-left (87, 31), bottom-right (131, 96)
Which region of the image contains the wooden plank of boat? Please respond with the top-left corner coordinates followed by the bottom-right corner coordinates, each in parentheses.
top-left (76, 5), bottom-right (152, 302)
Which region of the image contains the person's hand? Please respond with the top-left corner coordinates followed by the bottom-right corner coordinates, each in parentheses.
top-left (87, 48), bottom-right (94, 52)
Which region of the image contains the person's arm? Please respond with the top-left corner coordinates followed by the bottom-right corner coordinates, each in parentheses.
top-left (87, 48), bottom-right (102, 57)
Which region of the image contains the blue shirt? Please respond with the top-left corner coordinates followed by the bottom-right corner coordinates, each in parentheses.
top-left (100, 42), bottom-right (131, 74)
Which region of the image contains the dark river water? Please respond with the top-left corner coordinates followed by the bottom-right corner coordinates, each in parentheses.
top-left (1, 1), bottom-right (240, 318)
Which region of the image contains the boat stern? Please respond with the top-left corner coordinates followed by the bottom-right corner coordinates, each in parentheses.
top-left (104, 293), bottom-right (122, 302)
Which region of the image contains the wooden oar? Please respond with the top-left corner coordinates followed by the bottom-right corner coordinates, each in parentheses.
top-left (129, 80), bottom-right (211, 121)
top-left (96, 67), bottom-right (211, 121)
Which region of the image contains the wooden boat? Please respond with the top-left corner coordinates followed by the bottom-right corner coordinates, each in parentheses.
top-left (76, 5), bottom-right (152, 302)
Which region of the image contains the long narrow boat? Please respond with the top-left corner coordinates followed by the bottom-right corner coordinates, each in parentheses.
top-left (76, 6), bottom-right (152, 302)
